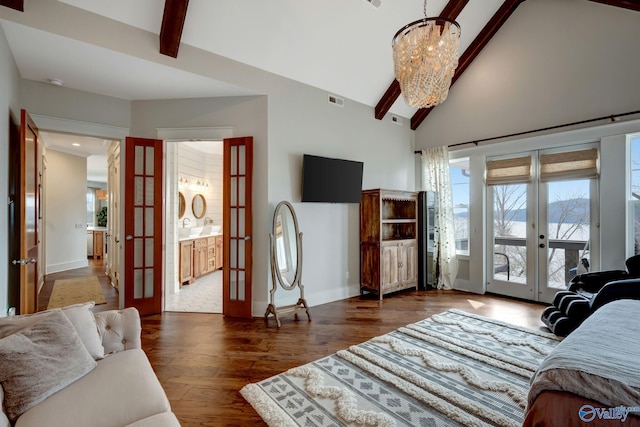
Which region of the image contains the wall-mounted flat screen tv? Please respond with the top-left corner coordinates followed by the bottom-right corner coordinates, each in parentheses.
top-left (301, 154), bottom-right (363, 203)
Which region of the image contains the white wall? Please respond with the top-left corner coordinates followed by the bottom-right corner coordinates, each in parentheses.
top-left (416, 0), bottom-right (640, 147)
top-left (266, 81), bottom-right (415, 311)
top-left (177, 144), bottom-right (222, 227)
top-left (0, 24), bottom-right (20, 316)
top-left (448, 119), bottom-right (640, 295)
top-left (45, 150), bottom-right (89, 273)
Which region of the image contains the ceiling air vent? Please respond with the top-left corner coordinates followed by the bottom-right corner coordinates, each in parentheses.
top-left (365, 0), bottom-right (381, 8)
top-left (391, 115), bottom-right (402, 126)
top-left (328, 94), bottom-right (344, 107)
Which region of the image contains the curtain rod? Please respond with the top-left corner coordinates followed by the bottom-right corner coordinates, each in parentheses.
top-left (414, 109), bottom-right (640, 153)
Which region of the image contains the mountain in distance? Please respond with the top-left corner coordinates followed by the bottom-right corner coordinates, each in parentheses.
top-left (455, 198), bottom-right (590, 224)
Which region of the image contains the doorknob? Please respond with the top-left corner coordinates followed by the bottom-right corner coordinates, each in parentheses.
top-left (126, 235), bottom-right (133, 241)
top-left (244, 236), bottom-right (251, 241)
top-left (539, 243), bottom-right (546, 248)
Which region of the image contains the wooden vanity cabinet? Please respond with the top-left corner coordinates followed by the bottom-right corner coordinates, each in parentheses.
top-left (93, 230), bottom-right (104, 259)
top-left (360, 189), bottom-right (418, 299)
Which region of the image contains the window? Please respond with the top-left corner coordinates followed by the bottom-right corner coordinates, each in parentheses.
top-left (86, 188), bottom-right (95, 227)
top-left (629, 134), bottom-right (640, 255)
top-left (450, 158), bottom-right (470, 255)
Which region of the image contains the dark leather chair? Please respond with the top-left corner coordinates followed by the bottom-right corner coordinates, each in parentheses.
top-left (541, 255), bottom-right (640, 336)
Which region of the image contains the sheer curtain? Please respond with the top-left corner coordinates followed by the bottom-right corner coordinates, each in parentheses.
top-left (422, 147), bottom-right (458, 289)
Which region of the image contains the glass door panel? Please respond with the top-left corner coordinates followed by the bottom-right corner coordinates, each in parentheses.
top-left (539, 179), bottom-right (591, 302)
top-left (488, 183), bottom-right (535, 300)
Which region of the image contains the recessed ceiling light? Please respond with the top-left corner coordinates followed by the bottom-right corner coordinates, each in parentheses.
top-left (72, 143), bottom-right (81, 147)
top-left (48, 78), bottom-right (63, 86)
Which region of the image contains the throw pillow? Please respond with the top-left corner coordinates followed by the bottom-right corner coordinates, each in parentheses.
top-left (0, 310), bottom-right (97, 421)
top-left (0, 302), bottom-right (105, 360)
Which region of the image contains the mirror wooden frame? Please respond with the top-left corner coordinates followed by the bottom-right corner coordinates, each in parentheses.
top-left (264, 201), bottom-right (311, 327)
top-left (192, 194), bottom-right (206, 219)
top-left (178, 192), bottom-right (186, 219)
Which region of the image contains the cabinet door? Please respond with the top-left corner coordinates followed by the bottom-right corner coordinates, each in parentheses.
top-left (399, 240), bottom-right (418, 284)
top-left (94, 231), bottom-right (104, 258)
top-left (381, 243), bottom-right (399, 289)
top-left (215, 235), bottom-right (223, 270)
top-left (194, 240), bottom-right (208, 278)
top-left (179, 241), bottom-right (193, 284)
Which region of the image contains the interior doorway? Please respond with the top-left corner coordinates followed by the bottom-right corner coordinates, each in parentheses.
top-left (163, 140), bottom-right (224, 313)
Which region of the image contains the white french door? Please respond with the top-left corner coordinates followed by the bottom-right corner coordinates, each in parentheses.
top-left (486, 146), bottom-right (599, 303)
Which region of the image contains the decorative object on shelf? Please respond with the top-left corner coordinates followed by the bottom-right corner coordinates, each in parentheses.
top-left (392, 0), bottom-right (461, 108)
top-left (265, 201), bottom-right (311, 328)
top-left (192, 194), bottom-right (206, 219)
top-left (178, 192), bottom-right (186, 219)
top-left (97, 206), bottom-right (108, 227)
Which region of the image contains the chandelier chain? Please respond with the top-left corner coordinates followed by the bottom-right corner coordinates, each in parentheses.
top-left (423, 0), bottom-right (427, 18)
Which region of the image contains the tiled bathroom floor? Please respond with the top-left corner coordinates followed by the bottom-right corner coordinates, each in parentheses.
top-left (164, 270), bottom-right (222, 313)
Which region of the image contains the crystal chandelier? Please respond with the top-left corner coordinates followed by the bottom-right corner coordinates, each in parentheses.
top-left (392, 0), bottom-right (461, 108)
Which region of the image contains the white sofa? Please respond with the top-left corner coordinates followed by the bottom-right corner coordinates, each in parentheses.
top-left (0, 304), bottom-right (180, 427)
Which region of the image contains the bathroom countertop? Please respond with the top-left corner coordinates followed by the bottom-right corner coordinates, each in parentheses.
top-left (178, 232), bottom-right (222, 242)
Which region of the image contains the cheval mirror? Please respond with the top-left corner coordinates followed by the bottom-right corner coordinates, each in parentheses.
top-left (265, 201), bottom-right (311, 327)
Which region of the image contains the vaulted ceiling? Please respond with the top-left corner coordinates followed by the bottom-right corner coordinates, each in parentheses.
top-left (1, 0), bottom-right (639, 131)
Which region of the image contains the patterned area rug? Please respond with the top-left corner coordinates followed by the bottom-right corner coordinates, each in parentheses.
top-left (47, 276), bottom-right (106, 309)
top-left (241, 309), bottom-right (561, 427)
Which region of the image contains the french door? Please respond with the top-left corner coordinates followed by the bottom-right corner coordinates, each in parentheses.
top-left (124, 137), bottom-right (164, 315)
top-left (223, 137), bottom-right (253, 318)
top-left (486, 147), bottom-right (599, 303)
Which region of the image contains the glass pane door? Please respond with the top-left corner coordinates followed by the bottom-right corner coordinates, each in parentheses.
top-left (488, 183), bottom-right (535, 300)
top-left (538, 179), bottom-right (592, 302)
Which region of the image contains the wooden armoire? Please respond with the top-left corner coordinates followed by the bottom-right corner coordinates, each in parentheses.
top-left (360, 189), bottom-right (418, 299)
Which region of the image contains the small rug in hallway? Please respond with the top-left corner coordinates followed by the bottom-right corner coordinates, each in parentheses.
top-left (47, 276), bottom-right (106, 309)
top-left (241, 309), bottom-right (561, 427)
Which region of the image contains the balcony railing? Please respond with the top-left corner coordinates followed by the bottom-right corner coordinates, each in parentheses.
top-left (493, 237), bottom-right (588, 288)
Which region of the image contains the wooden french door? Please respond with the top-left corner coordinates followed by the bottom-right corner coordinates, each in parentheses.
top-left (223, 137), bottom-right (253, 318)
top-left (124, 137), bottom-right (163, 315)
top-left (8, 110), bottom-right (41, 315)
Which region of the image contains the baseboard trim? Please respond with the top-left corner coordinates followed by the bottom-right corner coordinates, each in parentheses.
top-left (46, 259), bottom-right (89, 274)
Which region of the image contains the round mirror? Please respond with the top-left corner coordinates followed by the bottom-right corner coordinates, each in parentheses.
top-left (272, 201), bottom-right (299, 290)
top-left (192, 194), bottom-right (206, 219)
top-left (178, 192), bottom-right (186, 219)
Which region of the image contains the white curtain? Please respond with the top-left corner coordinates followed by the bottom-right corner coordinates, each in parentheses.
top-left (422, 147), bottom-right (458, 289)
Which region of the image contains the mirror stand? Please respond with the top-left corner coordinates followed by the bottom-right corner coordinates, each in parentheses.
top-left (264, 201), bottom-right (311, 328)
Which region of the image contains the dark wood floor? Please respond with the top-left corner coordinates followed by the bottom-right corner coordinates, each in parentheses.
top-left (39, 263), bottom-right (548, 427)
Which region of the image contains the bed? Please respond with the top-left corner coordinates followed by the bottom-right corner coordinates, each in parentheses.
top-left (524, 299), bottom-right (640, 426)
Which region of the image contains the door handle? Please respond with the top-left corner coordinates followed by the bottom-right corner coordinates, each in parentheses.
top-left (12, 258), bottom-right (36, 265)
top-left (539, 243), bottom-right (545, 248)
top-left (244, 236), bottom-right (251, 241)
top-left (126, 235), bottom-right (133, 241)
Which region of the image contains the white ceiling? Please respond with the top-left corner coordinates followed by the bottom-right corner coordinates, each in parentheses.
top-left (1, 0), bottom-right (505, 119)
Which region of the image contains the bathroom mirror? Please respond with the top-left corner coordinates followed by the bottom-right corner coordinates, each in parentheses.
top-left (265, 201), bottom-right (310, 327)
top-left (178, 192), bottom-right (186, 219)
top-left (192, 194), bottom-right (206, 219)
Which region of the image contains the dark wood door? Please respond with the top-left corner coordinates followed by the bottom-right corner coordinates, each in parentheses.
top-left (9, 110), bottom-right (41, 315)
top-left (223, 137), bottom-right (253, 318)
top-left (124, 137), bottom-right (163, 315)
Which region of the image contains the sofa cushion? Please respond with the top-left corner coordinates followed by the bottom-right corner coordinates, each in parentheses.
top-left (15, 349), bottom-right (171, 427)
top-left (0, 311), bottom-right (97, 421)
top-left (0, 302), bottom-right (105, 360)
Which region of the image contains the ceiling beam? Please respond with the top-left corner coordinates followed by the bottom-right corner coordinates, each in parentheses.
top-left (0, 0), bottom-right (23, 12)
top-left (374, 0), bottom-right (469, 120)
top-left (159, 0), bottom-right (190, 58)
top-left (588, 0), bottom-right (640, 12)
top-left (411, 0), bottom-right (525, 130)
